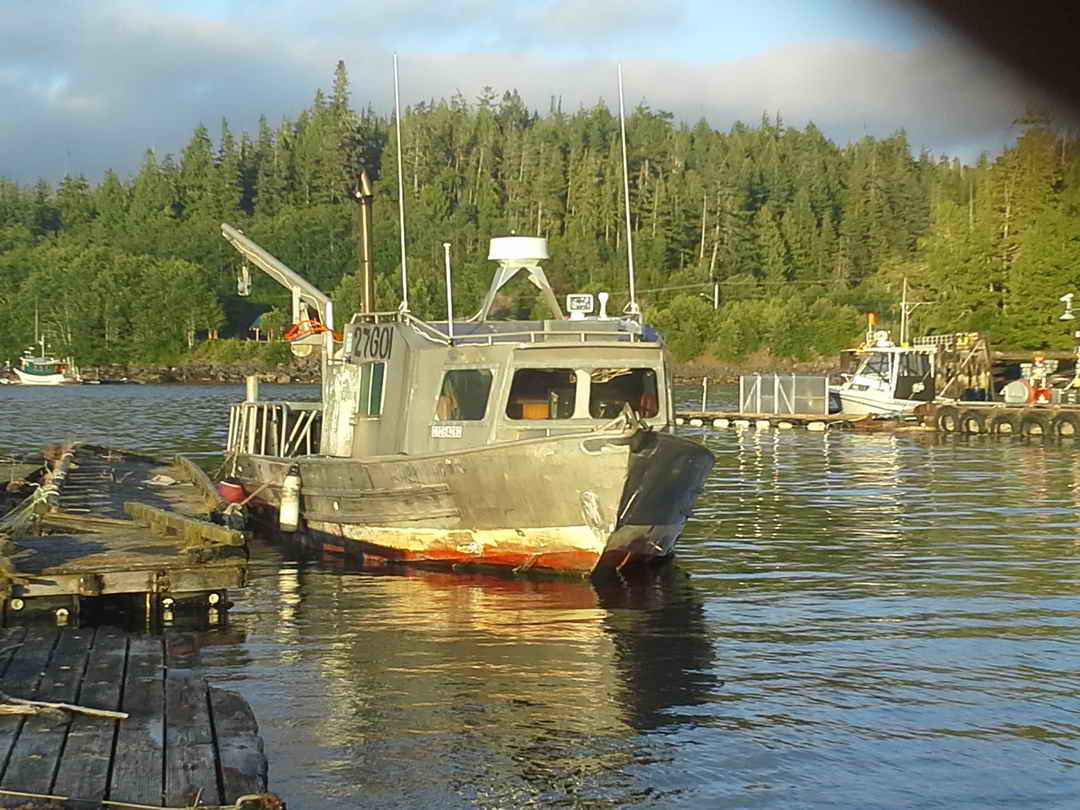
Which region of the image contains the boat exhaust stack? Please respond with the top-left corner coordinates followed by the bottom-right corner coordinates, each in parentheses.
top-left (353, 170), bottom-right (375, 316)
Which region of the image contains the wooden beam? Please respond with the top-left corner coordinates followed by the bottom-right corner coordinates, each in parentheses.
top-left (123, 502), bottom-right (245, 547)
top-left (174, 454), bottom-right (228, 511)
top-left (52, 625), bottom-right (129, 804)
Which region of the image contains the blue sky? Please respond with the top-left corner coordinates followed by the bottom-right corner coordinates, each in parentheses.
top-left (0, 0), bottom-right (1053, 184)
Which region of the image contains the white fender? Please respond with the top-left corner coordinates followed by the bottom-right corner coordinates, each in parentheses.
top-left (279, 464), bottom-right (302, 532)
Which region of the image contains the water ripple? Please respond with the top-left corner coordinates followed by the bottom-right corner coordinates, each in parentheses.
top-left (5, 382), bottom-right (1080, 807)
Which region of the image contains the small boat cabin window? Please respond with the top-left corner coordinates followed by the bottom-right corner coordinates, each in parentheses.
top-left (358, 362), bottom-right (385, 417)
top-left (436, 369), bottom-right (494, 421)
top-left (898, 352), bottom-right (930, 377)
top-left (589, 368), bottom-right (659, 418)
top-left (856, 353), bottom-right (891, 385)
top-left (506, 368), bottom-right (576, 420)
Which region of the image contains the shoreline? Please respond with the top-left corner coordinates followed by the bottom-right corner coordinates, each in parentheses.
top-left (56, 343), bottom-right (842, 386)
top-left (69, 358), bottom-right (840, 386)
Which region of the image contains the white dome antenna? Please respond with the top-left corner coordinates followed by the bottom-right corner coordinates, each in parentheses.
top-left (474, 237), bottom-right (562, 321)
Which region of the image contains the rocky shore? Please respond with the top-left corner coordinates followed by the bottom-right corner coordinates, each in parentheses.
top-left (79, 356), bottom-right (321, 385)
top-left (76, 350), bottom-right (840, 386)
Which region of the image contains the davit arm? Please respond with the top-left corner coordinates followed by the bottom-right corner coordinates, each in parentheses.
top-left (221, 223), bottom-right (334, 332)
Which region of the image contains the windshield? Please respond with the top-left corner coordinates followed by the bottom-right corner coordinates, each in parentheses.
top-left (855, 352), bottom-right (892, 383)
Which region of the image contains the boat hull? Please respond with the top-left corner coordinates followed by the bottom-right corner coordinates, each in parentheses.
top-left (233, 429), bottom-right (714, 574)
top-left (13, 369), bottom-right (71, 385)
top-left (832, 387), bottom-right (923, 417)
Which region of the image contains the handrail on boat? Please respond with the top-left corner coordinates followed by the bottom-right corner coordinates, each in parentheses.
top-left (345, 310), bottom-right (653, 347)
top-left (228, 401), bottom-right (322, 458)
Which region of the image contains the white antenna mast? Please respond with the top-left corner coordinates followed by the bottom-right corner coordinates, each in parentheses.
top-left (442, 242), bottom-right (455, 343)
top-left (393, 54), bottom-right (409, 311)
top-left (618, 64), bottom-right (640, 317)
top-left (899, 276), bottom-right (930, 345)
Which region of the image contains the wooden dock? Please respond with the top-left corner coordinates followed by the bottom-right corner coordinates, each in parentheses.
top-left (0, 625), bottom-right (279, 809)
top-left (0, 445), bottom-right (247, 626)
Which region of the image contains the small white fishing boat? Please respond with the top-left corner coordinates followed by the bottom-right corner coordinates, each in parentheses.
top-left (832, 281), bottom-right (936, 418)
top-left (832, 330), bottom-right (936, 417)
top-left (12, 338), bottom-right (79, 385)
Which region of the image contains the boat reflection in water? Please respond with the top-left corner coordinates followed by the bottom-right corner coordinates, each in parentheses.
top-left (215, 554), bottom-right (720, 807)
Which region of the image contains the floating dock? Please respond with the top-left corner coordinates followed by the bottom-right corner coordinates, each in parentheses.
top-left (675, 411), bottom-right (868, 431)
top-left (0, 445), bottom-right (247, 625)
top-left (0, 625), bottom-right (279, 809)
top-left (675, 405), bottom-right (1080, 436)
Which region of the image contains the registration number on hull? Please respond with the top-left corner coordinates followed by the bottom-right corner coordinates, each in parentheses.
top-left (352, 325), bottom-right (394, 361)
top-left (431, 424), bottom-right (463, 438)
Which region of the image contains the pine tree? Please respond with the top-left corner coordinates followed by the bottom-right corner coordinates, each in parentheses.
top-left (756, 204), bottom-right (789, 292)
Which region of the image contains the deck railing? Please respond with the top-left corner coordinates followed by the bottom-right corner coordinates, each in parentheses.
top-left (228, 401), bottom-right (322, 457)
top-left (347, 310), bottom-right (647, 346)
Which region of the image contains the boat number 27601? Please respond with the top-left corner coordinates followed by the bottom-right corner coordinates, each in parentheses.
top-left (353, 325), bottom-right (394, 361)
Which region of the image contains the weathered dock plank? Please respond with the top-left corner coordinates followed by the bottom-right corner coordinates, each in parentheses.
top-left (0, 625), bottom-right (29, 791)
top-left (165, 673), bottom-right (219, 807)
top-left (52, 624), bottom-right (128, 804)
top-left (0, 627), bottom-right (277, 808)
top-left (0, 627), bottom-right (93, 803)
top-left (110, 634), bottom-right (165, 807)
top-left (164, 670), bottom-right (218, 806)
top-left (211, 688), bottom-right (268, 800)
top-left (0, 626), bottom-right (60, 809)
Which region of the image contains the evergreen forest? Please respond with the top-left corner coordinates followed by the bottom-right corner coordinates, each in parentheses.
top-left (1, 62), bottom-right (1078, 369)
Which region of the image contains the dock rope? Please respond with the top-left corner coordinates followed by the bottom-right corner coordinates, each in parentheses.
top-left (0, 442), bottom-right (80, 537)
top-left (0, 484), bottom-right (47, 536)
top-left (0, 786), bottom-right (284, 809)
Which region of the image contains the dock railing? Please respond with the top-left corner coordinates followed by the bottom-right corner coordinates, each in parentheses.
top-left (228, 401), bottom-right (322, 457)
top-left (739, 374), bottom-right (830, 415)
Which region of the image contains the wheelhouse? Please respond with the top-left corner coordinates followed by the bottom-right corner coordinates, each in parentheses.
top-left (319, 316), bottom-right (673, 458)
top-left (844, 346), bottom-right (935, 403)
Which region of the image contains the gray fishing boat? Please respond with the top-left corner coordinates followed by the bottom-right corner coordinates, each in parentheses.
top-left (221, 224), bottom-right (714, 575)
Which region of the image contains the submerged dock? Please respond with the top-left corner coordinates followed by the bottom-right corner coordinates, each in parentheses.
top-left (0, 626), bottom-right (278, 809)
top-left (0, 445), bottom-right (247, 625)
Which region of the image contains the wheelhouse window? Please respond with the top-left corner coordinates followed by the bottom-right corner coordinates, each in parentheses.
top-left (856, 353), bottom-right (891, 383)
top-left (436, 369), bottom-right (493, 421)
top-left (589, 368), bottom-right (659, 418)
top-left (357, 362), bottom-right (385, 417)
top-left (898, 353), bottom-right (930, 377)
top-left (506, 369), bottom-right (576, 420)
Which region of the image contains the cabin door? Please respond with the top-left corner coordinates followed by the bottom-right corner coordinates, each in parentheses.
top-left (428, 367), bottom-right (497, 450)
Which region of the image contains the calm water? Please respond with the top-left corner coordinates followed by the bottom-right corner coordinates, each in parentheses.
top-left (2, 383), bottom-right (1079, 809)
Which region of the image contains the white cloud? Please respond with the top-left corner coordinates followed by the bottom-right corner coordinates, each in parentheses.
top-left (0, 0), bottom-right (1060, 183)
